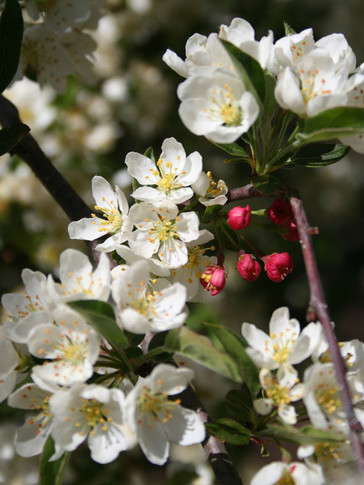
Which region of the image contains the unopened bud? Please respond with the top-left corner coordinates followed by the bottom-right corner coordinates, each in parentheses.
top-left (261, 252), bottom-right (293, 283)
top-left (237, 252), bottom-right (261, 281)
top-left (283, 220), bottom-right (299, 241)
top-left (200, 265), bottom-right (226, 295)
top-left (227, 205), bottom-right (251, 230)
top-left (267, 198), bottom-right (293, 225)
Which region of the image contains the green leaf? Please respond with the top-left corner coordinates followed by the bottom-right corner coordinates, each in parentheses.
top-left (291, 143), bottom-right (349, 168)
top-left (284, 22), bottom-right (296, 36)
top-left (0, 123), bottom-right (30, 156)
top-left (68, 300), bottom-right (129, 355)
top-left (165, 326), bottom-right (242, 383)
top-left (0, 0), bottom-right (23, 93)
top-left (196, 322), bottom-right (260, 396)
top-left (225, 388), bottom-right (257, 424)
top-left (220, 39), bottom-right (266, 106)
top-left (251, 174), bottom-right (281, 195)
top-left (211, 141), bottom-right (249, 158)
top-left (144, 146), bottom-right (155, 162)
top-left (297, 107), bottom-right (364, 144)
top-left (206, 418), bottom-right (251, 445)
top-left (39, 436), bottom-right (70, 485)
top-left (217, 220), bottom-right (241, 251)
top-left (262, 423), bottom-right (344, 445)
top-left (200, 203), bottom-right (224, 224)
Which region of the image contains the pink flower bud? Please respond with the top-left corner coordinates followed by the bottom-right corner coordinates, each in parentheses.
top-left (237, 253), bottom-right (261, 281)
top-left (283, 220), bottom-right (299, 241)
top-left (227, 205), bottom-right (251, 230)
top-left (200, 265), bottom-right (226, 296)
top-left (261, 252), bottom-right (293, 283)
top-left (267, 198), bottom-right (293, 225)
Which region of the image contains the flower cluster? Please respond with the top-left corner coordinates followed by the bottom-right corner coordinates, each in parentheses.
top-left (243, 307), bottom-right (364, 484)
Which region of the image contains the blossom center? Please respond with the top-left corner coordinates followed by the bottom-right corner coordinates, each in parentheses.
top-left (206, 84), bottom-right (242, 126)
top-left (155, 158), bottom-right (183, 194)
top-left (137, 386), bottom-right (181, 428)
top-left (80, 398), bottom-right (111, 430)
top-left (149, 216), bottom-right (179, 243)
top-left (315, 385), bottom-right (341, 415)
top-left (93, 197), bottom-right (123, 234)
top-left (264, 375), bottom-right (291, 407)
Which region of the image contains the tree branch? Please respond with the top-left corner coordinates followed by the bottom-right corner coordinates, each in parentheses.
top-left (290, 195), bottom-right (364, 470)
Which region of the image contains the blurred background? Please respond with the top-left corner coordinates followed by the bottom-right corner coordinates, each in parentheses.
top-left (1, 0), bottom-right (364, 483)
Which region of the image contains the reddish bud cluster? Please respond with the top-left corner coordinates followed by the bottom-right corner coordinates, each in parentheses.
top-left (267, 198), bottom-right (299, 241)
top-left (227, 205), bottom-right (251, 230)
top-left (200, 265), bottom-right (226, 296)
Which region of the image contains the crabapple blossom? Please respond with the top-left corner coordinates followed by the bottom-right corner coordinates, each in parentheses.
top-left (250, 461), bottom-right (324, 485)
top-left (2, 268), bottom-right (53, 343)
top-left (261, 252), bottom-right (293, 283)
top-left (50, 384), bottom-right (130, 464)
top-left (200, 264), bottom-right (226, 296)
top-left (170, 230), bottom-right (217, 301)
top-left (192, 171), bottom-right (228, 207)
top-left (111, 261), bottom-right (187, 334)
top-left (227, 205), bottom-right (251, 230)
top-left (303, 362), bottom-right (364, 433)
top-left (46, 249), bottom-right (111, 304)
top-left (253, 365), bottom-right (304, 424)
top-left (237, 252), bottom-right (261, 281)
top-left (177, 71), bottom-right (260, 143)
top-left (68, 175), bottom-right (131, 252)
top-left (0, 333), bottom-right (19, 403)
top-left (242, 307), bottom-right (321, 370)
top-left (125, 364), bottom-right (206, 465)
top-left (128, 201), bottom-right (201, 268)
top-left (28, 309), bottom-right (101, 386)
top-left (8, 380), bottom-right (57, 457)
top-left (125, 137), bottom-right (202, 204)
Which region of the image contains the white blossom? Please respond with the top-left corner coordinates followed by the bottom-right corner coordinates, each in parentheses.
top-left (25, 0), bottom-right (91, 32)
top-left (2, 268), bottom-right (53, 343)
top-left (250, 461), bottom-right (324, 485)
top-left (0, 333), bottom-right (19, 403)
top-left (68, 176), bottom-right (131, 252)
top-left (126, 137), bottom-right (203, 204)
top-left (253, 365), bottom-right (304, 424)
top-left (46, 249), bottom-right (111, 304)
top-left (128, 201), bottom-right (200, 268)
top-left (111, 261), bottom-right (187, 334)
top-left (177, 71), bottom-right (259, 143)
top-left (125, 364), bottom-right (205, 465)
top-left (50, 384), bottom-right (130, 464)
top-left (192, 171), bottom-right (228, 207)
top-left (242, 307), bottom-right (321, 370)
top-left (28, 309), bottom-right (100, 386)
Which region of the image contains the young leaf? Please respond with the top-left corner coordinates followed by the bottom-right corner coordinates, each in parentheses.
top-left (0, 0), bottom-right (23, 93)
top-left (211, 141), bottom-right (249, 158)
top-left (39, 436), bottom-right (70, 485)
top-left (68, 300), bottom-right (129, 354)
top-left (262, 423), bottom-right (344, 445)
top-left (196, 322), bottom-right (260, 396)
top-left (206, 418), bottom-right (251, 445)
top-left (165, 326), bottom-right (242, 383)
top-left (291, 143), bottom-right (349, 168)
top-left (225, 388), bottom-right (257, 425)
top-left (284, 22), bottom-right (297, 36)
top-left (0, 123), bottom-right (30, 156)
top-left (220, 39), bottom-right (266, 106)
top-left (297, 107), bottom-right (364, 144)
top-left (251, 174), bottom-right (281, 195)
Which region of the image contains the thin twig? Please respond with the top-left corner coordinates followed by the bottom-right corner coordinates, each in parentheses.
top-left (290, 195), bottom-right (364, 470)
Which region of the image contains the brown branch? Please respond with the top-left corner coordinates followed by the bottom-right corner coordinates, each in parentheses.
top-left (290, 196), bottom-right (364, 470)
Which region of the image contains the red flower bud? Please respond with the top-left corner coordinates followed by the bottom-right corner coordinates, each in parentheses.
top-left (267, 198), bottom-right (293, 225)
top-left (283, 220), bottom-right (299, 241)
top-left (200, 265), bottom-right (226, 296)
top-left (261, 252), bottom-right (293, 283)
top-left (237, 253), bottom-right (261, 281)
top-left (227, 205), bottom-right (251, 230)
